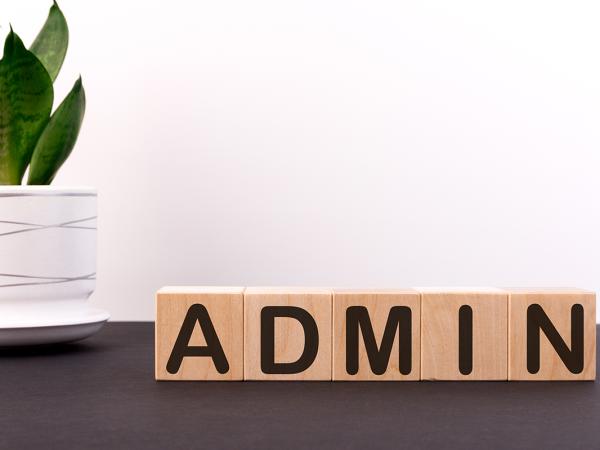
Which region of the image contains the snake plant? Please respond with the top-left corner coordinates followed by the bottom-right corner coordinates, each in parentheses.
top-left (0, 1), bottom-right (85, 185)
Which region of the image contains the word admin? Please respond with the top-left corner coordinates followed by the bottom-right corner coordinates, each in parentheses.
top-left (155, 287), bottom-right (595, 381)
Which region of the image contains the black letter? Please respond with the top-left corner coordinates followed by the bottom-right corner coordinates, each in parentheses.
top-left (261, 306), bottom-right (319, 374)
top-left (345, 306), bottom-right (412, 375)
top-left (527, 303), bottom-right (584, 374)
top-left (458, 305), bottom-right (473, 375)
top-left (166, 304), bottom-right (229, 375)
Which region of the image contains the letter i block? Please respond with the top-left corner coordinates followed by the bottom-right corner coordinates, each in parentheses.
top-left (333, 290), bottom-right (421, 381)
top-left (420, 288), bottom-right (508, 380)
top-left (155, 287), bottom-right (244, 380)
top-left (508, 289), bottom-right (596, 380)
top-left (244, 287), bottom-right (332, 380)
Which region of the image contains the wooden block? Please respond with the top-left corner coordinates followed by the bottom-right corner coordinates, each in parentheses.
top-left (244, 287), bottom-right (332, 380)
top-left (420, 288), bottom-right (508, 380)
top-left (508, 288), bottom-right (596, 380)
top-left (333, 289), bottom-right (420, 381)
top-left (155, 287), bottom-right (244, 380)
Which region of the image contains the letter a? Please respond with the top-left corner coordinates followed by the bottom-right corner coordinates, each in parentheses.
top-left (166, 304), bottom-right (229, 374)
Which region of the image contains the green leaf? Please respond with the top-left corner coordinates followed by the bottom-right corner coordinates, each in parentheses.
top-left (0, 29), bottom-right (54, 185)
top-left (30, 1), bottom-right (69, 82)
top-left (28, 77), bottom-right (85, 185)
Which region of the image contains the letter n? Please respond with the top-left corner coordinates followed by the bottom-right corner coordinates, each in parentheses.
top-left (527, 303), bottom-right (584, 374)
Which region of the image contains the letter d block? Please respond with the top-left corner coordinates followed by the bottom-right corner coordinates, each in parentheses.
top-left (244, 288), bottom-right (332, 380)
top-left (421, 289), bottom-right (508, 380)
top-left (508, 289), bottom-right (596, 380)
top-left (155, 287), bottom-right (244, 380)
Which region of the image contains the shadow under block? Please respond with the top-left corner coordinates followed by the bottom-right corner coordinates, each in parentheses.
top-left (420, 289), bottom-right (508, 380)
top-left (508, 289), bottom-right (596, 380)
top-left (333, 290), bottom-right (421, 381)
top-left (244, 288), bottom-right (332, 380)
top-left (155, 287), bottom-right (244, 380)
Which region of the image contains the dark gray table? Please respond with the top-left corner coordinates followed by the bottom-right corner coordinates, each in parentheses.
top-left (0, 322), bottom-right (598, 449)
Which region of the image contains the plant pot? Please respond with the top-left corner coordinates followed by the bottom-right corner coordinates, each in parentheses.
top-left (0, 186), bottom-right (109, 345)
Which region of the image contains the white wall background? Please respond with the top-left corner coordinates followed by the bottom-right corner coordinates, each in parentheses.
top-left (3, 0), bottom-right (600, 321)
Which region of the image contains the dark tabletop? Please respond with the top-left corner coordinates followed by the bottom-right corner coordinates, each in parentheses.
top-left (0, 322), bottom-right (598, 449)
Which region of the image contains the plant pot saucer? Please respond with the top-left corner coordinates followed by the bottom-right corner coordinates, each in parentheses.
top-left (0, 305), bottom-right (109, 346)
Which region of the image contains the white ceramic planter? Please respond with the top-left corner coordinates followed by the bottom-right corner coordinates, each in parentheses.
top-left (0, 186), bottom-right (109, 345)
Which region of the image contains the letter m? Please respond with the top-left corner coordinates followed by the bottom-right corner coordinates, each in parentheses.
top-left (346, 306), bottom-right (412, 376)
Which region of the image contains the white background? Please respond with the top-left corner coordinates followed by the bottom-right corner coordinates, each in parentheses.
top-left (4, 1), bottom-right (600, 321)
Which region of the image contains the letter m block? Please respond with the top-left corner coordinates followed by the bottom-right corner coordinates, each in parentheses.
top-left (155, 287), bottom-right (244, 380)
top-left (333, 290), bottom-right (420, 380)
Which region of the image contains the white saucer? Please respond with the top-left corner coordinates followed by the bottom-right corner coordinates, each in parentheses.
top-left (0, 307), bottom-right (110, 347)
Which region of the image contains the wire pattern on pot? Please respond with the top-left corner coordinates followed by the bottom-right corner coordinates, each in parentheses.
top-left (0, 272), bottom-right (96, 288)
top-left (0, 216), bottom-right (97, 237)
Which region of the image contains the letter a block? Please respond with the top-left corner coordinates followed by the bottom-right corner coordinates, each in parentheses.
top-left (244, 288), bottom-right (332, 380)
top-left (333, 290), bottom-right (420, 381)
top-left (421, 288), bottom-right (508, 380)
top-left (155, 287), bottom-right (244, 380)
top-left (508, 289), bottom-right (596, 380)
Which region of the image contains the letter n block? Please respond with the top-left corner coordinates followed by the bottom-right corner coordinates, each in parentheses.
top-left (155, 287), bottom-right (244, 380)
top-left (420, 288), bottom-right (508, 380)
top-left (508, 289), bottom-right (596, 380)
top-left (244, 287), bottom-right (332, 380)
top-left (332, 290), bottom-right (420, 380)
